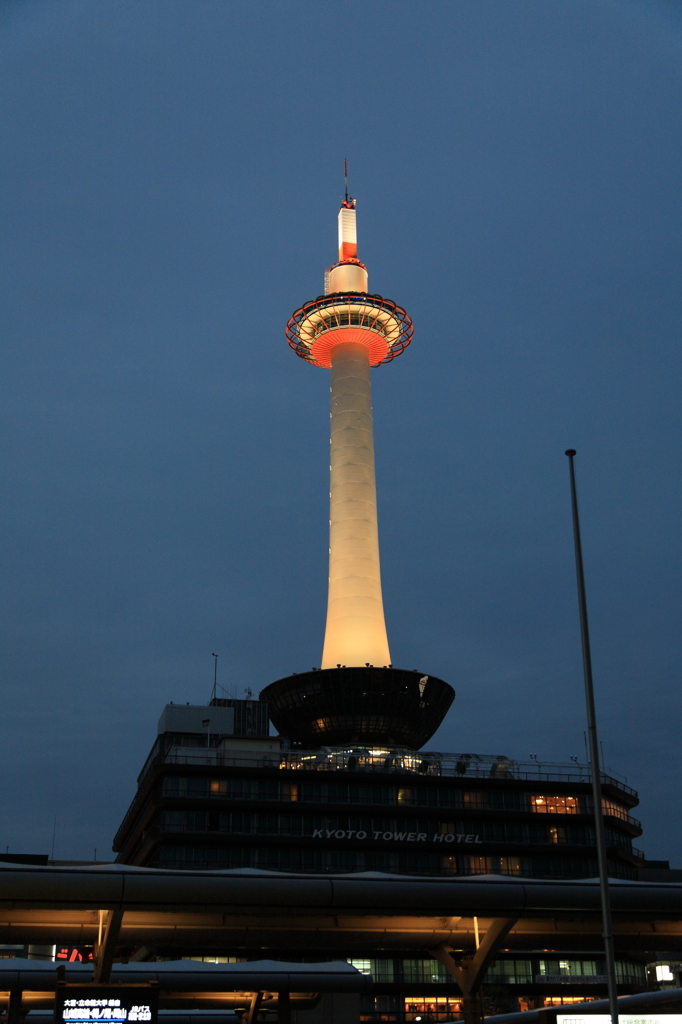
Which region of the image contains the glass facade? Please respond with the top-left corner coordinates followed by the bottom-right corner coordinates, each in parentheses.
top-left (153, 842), bottom-right (636, 879)
top-left (349, 958), bottom-right (648, 1022)
top-left (160, 777), bottom-right (634, 823)
top-left (147, 782), bottom-right (640, 879)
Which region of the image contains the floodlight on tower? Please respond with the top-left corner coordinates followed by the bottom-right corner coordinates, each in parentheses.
top-left (261, 171), bottom-right (454, 750)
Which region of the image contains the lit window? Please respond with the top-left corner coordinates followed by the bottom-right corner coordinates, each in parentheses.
top-left (602, 799), bottom-right (628, 821)
top-left (404, 996), bottom-right (462, 1022)
top-left (531, 795), bottom-right (578, 814)
top-left (544, 997), bottom-right (597, 1007)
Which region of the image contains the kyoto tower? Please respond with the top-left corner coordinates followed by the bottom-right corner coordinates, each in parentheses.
top-left (261, 177), bottom-right (454, 749)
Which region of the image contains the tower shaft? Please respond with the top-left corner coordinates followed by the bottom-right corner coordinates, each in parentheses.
top-left (321, 342), bottom-right (391, 669)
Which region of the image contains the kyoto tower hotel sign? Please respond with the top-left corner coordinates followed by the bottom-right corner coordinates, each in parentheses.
top-left (261, 185), bottom-right (454, 751)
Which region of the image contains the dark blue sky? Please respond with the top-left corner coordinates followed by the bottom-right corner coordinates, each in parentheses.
top-left (1, 0), bottom-right (680, 864)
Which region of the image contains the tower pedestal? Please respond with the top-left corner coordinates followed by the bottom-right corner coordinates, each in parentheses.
top-left (260, 666), bottom-right (455, 749)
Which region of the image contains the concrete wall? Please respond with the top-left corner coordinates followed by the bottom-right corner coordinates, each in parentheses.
top-left (158, 704), bottom-right (235, 736)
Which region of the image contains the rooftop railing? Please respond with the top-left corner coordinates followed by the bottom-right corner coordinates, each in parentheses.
top-left (154, 746), bottom-right (635, 796)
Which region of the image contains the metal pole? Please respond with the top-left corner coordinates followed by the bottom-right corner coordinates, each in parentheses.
top-left (565, 449), bottom-right (618, 1024)
top-left (277, 991), bottom-right (290, 1024)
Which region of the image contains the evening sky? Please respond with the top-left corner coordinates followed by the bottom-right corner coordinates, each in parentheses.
top-left (0, 0), bottom-right (680, 863)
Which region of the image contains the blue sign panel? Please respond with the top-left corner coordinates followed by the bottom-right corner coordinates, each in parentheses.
top-left (54, 986), bottom-right (158, 1024)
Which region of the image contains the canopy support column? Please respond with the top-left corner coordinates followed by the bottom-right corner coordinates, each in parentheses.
top-left (92, 909), bottom-right (123, 983)
top-left (431, 916), bottom-right (518, 1024)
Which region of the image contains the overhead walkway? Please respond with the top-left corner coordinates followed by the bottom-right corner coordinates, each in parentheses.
top-left (1, 863), bottom-right (681, 956)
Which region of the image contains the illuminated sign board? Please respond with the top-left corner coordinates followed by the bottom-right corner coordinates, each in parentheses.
top-left (55, 987), bottom-right (158, 1024)
top-left (311, 828), bottom-right (482, 844)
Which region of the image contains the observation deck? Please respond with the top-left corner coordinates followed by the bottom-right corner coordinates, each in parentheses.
top-left (286, 292), bottom-right (413, 368)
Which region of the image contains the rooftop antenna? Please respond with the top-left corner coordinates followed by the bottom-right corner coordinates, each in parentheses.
top-left (344, 158), bottom-right (348, 203)
top-left (211, 653), bottom-right (219, 703)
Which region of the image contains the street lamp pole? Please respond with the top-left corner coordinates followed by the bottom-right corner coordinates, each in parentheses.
top-left (212, 653), bottom-right (219, 703)
top-left (565, 449), bottom-right (618, 1024)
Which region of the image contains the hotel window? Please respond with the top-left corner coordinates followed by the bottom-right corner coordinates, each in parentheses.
top-left (281, 783), bottom-right (299, 801)
top-left (0, 947), bottom-right (23, 960)
top-left (601, 799), bottom-right (629, 821)
top-left (538, 959), bottom-right (598, 976)
top-left (468, 856), bottom-right (492, 874)
top-left (256, 813), bottom-right (278, 835)
top-left (327, 784), bottom-right (349, 802)
top-left (162, 776), bottom-right (208, 797)
top-left (210, 779), bottom-right (227, 795)
top-left (227, 779), bottom-right (252, 799)
top-left (549, 826), bottom-right (567, 844)
top-left (442, 855), bottom-right (458, 875)
top-left (404, 996), bottom-right (462, 1022)
top-left (285, 814), bottom-right (303, 836)
top-left (160, 810), bottom-right (184, 831)
top-left (531, 795), bottom-right (579, 814)
top-left (348, 959), bottom-right (394, 982)
top-left (617, 962), bottom-right (646, 984)
top-left (543, 997), bottom-right (598, 1007)
top-left (485, 960), bottom-right (533, 984)
top-left (223, 812), bottom-right (250, 833)
top-left (416, 787), bottom-right (439, 808)
top-left (256, 781), bottom-right (280, 800)
top-left (463, 792), bottom-right (486, 808)
top-left (301, 783), bottom-right (327, 803)
top-left (367, 995), bottom-right (400, 1017)
top-left (403, 960), bottom-right (448, 985)
top-left (348, 959), bottom-right (372, 975)
top-left (498, 856), bottom-right (521, 876)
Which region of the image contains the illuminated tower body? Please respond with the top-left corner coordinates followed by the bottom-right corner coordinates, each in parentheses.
top-left (289, 199), bottom-right (412, 670)
top-left (262, 195), bottom-right (454, 748)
